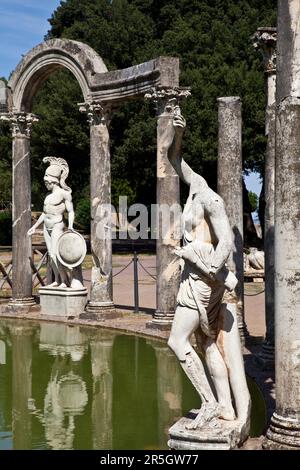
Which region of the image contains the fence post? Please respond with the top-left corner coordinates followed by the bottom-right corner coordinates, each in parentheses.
top-left (133, 251), bottom-right (139, 313)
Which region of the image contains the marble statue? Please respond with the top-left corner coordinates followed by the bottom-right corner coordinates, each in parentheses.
top-left (166, 107), bottom-right (251, 443)
top-left (27, 157), bottom-right (85, 290)
top-left (246, 247), bottom-right (265, 271)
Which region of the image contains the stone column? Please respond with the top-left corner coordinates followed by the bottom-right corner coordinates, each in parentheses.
top-left (217, 97), bottom-right (248, 343)
top-left (253, 27), bottom-right (277, 368)
top-left (79, 102), bottom-right (116, 318)
top-left (0, 80), bottom-right (8, 112)
top-left (2, 113), bottom-right (38, 306)
top-left (145, 88), bottom-right (189, 329)
top-left (263, 0), bottom-right (300, 449)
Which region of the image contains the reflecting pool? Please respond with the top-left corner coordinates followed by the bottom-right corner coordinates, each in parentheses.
top-left (0, 319), bottom-right (266, 450)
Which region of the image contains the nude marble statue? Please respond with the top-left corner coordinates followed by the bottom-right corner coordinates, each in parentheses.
top-left (28, 157), bottom-right (84, 289)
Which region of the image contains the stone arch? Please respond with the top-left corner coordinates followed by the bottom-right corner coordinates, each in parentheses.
top-left (8, 38), bottom-right (108, 112)
top-left (2, 38), bottom-right (182, 323)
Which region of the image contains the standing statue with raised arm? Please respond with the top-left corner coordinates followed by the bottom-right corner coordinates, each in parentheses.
top-left (28, 157), bottom-right (86, 290)
top-left (166, 107), bottom-right (251, 447)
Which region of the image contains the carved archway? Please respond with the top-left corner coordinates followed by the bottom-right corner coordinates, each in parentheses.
top-left (9, 38), bottom-right (107, 112)
top-left (1, 38), bottom-right (184, 325)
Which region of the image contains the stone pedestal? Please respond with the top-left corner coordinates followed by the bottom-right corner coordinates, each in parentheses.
top-left (39, 286), bottom-right (88, 317)
top-left (168, 410), bottom-right (246, 450)
top-left (217, 97), bottom-right (248, 343)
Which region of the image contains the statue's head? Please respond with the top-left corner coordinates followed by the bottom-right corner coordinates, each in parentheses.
top-left (43, 157), bottom-right (71, 192)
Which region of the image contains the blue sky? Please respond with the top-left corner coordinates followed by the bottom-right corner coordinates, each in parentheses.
top-left (0, 0), bottom-right (61, 79)
top-left (244, 171), bottom-right (262, 197)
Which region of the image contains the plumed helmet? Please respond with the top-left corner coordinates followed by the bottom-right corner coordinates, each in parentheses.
top-left (43, 157), bottom-right (71, 192)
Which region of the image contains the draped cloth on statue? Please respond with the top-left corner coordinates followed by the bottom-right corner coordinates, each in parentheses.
top-left (177, 241), bottom-right (225, 339)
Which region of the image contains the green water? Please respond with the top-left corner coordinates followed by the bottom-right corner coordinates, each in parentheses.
top-left (0, 319), bottom-right (266, 450)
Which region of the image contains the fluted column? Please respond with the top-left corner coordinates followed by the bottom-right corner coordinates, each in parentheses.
top-left (263, 0), bottom-right (300, 449)
top-left (145, 88), bottom-right (189, 329)
top-left (1, 113), bottom-right (38, 306)
top-left (217, 97), bottom-right (248, 343)
top-left (253, 27), bottom-right (277, 368)
top-left (79, 102), bottom-right (116, 318)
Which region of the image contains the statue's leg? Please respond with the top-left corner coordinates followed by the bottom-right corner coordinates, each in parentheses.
top-left (44, 228), bottom-right (59, 286)
top-left (70, 266), bottom-right (84, 289)
top-left (168, 306), bottom-right (220, 428)
top-left (216, 303), bottom-right (251, 428)
top-left (51, 227), bottom-right (69, 287)
top-left (199, 330), bottom-right (235, 420)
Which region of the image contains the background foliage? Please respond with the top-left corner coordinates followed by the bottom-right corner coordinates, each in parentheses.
top-left (0, 0), bottom-right (277, 237)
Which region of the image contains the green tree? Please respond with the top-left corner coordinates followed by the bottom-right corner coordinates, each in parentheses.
top-left (248, 190), bottom-right (258, 213)
top-left (1, 0), bottom-right (277, 217)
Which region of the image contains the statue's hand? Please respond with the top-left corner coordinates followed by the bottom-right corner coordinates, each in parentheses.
top-left (173, 247), bottom-right (184, 258)
top-left (27, 227), bottom-right (35, 236)
top-left (173, 107), bottom-right (186, 135)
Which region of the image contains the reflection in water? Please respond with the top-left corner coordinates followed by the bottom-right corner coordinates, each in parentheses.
top-left (30, 324), bottom-right (88, 450)
top-left (89, 330), bottom-right (114, 450)
top-left (149, 341), bottom-right (182, 448)
top-left (0, 340), bottom-right (5, 365)
top-left (0, 319), bottom-right (266, 450)
top-left (10, 324), bottom-right (35, 450)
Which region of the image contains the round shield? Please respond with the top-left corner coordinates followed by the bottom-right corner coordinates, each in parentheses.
top-left (56, 230), bottom-right (87, 268)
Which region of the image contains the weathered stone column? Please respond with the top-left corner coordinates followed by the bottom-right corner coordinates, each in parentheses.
top-left (79, 102), bottom-right (116, 318)
top-left (253, 27), bottom-right (277, 368)
top-left (2, 113), bottom-right (38, 306)
top-left (263, 0), bottom-right (300, 450)
top-left (145, 88), bottom-right (189, 329)
top-left (217, 97), bottom-right (248, 343)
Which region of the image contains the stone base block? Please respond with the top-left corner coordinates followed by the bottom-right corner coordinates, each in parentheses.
top-left (263, 413), bottom-right (300, 450)
top-left (146, 319), bottom-right (172, 331)
top-left (146, 310), bottom-right (174, 330)
top-left (8, 297), bottom-right (36, 308)
top-left (39, 286), bottom-right (88, 317)
top-left (81, 301), bottom-right (121, 320)
top-left (168, 410), bottom-right (246, 450)
top-left (85, 300), bottom-right (114, 311)
top-left (80, 310), bottom-right (120, 321)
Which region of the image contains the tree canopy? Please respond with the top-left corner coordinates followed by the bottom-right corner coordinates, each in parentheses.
top-left (1, 0), bottom-right (277, 215)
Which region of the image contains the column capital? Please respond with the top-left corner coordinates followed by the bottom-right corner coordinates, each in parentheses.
top-left (145, 86), bottom-right (191, 115)
top-left (252, 27), bottom-right (277, 74)
top-left (78, 100), bottom-right (111, 126)
top-left (0, 112), bottom-right (39, 138)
